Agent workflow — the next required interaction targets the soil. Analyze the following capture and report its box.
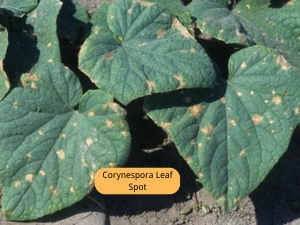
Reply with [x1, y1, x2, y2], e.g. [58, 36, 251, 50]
[1, 1, 300, 225]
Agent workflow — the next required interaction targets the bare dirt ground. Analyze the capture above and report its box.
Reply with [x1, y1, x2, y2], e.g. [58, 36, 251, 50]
[1, 1, 300, 225]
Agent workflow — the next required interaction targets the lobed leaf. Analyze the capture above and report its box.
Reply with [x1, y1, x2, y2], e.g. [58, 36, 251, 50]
[0, 62, 130, 220]
[188, 0, 300, 50]
[4, 0, 62, 77]
[79, 0, 216, 105]
[144, 45, 300, 211]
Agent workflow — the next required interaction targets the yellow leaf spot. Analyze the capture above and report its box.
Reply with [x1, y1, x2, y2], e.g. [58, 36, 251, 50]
[106, 120, 114, 127]
[39, 170, 46, 176]
[31, 82, 37, 89]
[298, 36, 300, 41]
[190, 48, 196, 53]
[252, 115, 263, 125]
[88, 173, 95, 187]
[217, 195, 226, 203]
[219, 29, 224, 34]
[121, 131, 129, 136]
[26, 153, 32, 159]
[185, 156, 191, 163]
[200, 124, 214, 135]
[280, 39, 284, 43]
[221, 97, 226, 104]
[110, 15, 114, 20]
[272, 96, 282, 105]
[269, 120, 274, 124]
[241, 62, 247, 69]
[13, 101, 18, 109]
[161, 122, 172, 128]
[172, 17, 193, 39]
[189, 105, 203, 117]
[70, 186, 75, 193]
[174, 75, 183, 89]
[31, 11, 37, 18]
[50, 186, 59, 196]
[110, 162, 117, 168]
[94, 26, 99, 35]
[237, 92, 243, 97]
[73, 123, 78, 126]
[14, 180, 21, 187]
[156, 29, 165, 39]
[69, 177, 73, 180]
[146, 80, 155, 89]
[86, 138, 93, 146]
[134, 0, 154, 7]
[265, 100, 269, 103]
[229, 119, 237, 126]
[198, 143, 202, 148]
[198, 172, 203, 178]
[276, 55, 290, 70]
[239, 150, 245, 157]
[25, 174, 34, 182]
[61, 133, 66, 138]
[56, 150, 65, 160]
[104, 52, 114, 60]
[88, 111, 95, 117]
[235, 29, 241, 36]
[245, 4, 251, 9]
[38, 130, 44, 136]
[47, 42, 51, 48]
[5, 80, 10, 88]
[127, 8, 132, 14]
[250, 91, 254, 95]
[138, 42, 148, 47]
[48, 59, 53, 63]
[294, 108, 299, 115]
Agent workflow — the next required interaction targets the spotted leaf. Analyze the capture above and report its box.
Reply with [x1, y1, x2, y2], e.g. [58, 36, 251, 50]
[144, 45, 300, 212]
[79, 0, 216, 105]
[0, 62, 130, 220]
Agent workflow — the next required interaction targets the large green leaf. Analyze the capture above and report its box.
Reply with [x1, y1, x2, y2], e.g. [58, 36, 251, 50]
[144, 45, 300, 211]
[0, 62, 130, 220]
[0, 26, 10, 100]
[79, 0, 216, 105]
[0, 0, 38, 17]
[4, 0, 61, 77]
[57, 0, 89, 43]
[188, 0, 300, 50]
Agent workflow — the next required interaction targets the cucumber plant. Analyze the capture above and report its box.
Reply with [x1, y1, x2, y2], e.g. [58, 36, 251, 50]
[0, 0, 299, 221]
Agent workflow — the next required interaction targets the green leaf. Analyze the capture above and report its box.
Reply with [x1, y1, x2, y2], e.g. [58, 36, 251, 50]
[144, 45, 300, 211]
[234, 0, 300, 55]
[57, 0, 89, 43]
[0, 26, 10, 100]
[188, 0, 300, 50]
[0, 0, 38, 17]
[4, 0, 61, 77]
[0, 62, 130, 220]
[79, 0, 216, 105]
[188, 0, 253, 45]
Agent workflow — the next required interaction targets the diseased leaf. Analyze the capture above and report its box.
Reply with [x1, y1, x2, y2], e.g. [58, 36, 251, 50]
[0, 0, 38, 17]
[0, 26, 10, 100]
[0, 62, 130, 220]
[188, 0, 300, 50]
[4, 0, 61, 77]
[188, 0, 253, 45]
[144, 45, 300, 211]
[79, 0, 216, 105]
[57, 0, 89, 43]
